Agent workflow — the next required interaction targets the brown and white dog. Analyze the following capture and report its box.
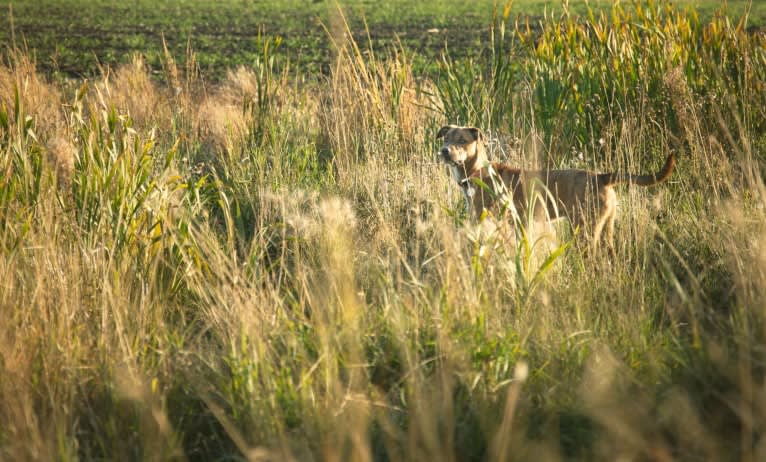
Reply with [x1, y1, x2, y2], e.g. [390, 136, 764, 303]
[436, 125, 675, 249]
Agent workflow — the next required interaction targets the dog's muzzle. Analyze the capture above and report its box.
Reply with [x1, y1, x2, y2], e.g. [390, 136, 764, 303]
[440, 147, 462, 166]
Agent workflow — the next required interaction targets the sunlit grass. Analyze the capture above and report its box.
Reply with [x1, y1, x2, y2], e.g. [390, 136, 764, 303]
[1, 1, 765, 460]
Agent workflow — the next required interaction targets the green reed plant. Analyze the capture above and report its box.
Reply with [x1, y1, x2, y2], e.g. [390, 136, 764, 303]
[245, 29, 283, 146]
[69, 83, 181, 255]
[435, 0, 766, 161]
[0, 87, 43, 220]
[529, 0, 766, 152]
[434, 1, 520, 132]
[0, 80, 61, 257]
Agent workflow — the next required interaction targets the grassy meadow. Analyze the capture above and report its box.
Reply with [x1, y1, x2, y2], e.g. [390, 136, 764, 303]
[2, 0, 766, 78]
[2, 0, 766, 460]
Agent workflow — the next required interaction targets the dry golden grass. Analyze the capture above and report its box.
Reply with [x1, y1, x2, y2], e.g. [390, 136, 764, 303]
[0, 52, 62, 138]
[1, 10, 766, 460]
[98, 55, 169, 131]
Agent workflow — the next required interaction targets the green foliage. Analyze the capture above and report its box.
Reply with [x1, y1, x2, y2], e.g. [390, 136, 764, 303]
[245, 30, 282, 146]
[434, 2, 521, 132]
[71, 107, 162, 250]
[435, 0, 766, 160]
[0, 87, 44, 252]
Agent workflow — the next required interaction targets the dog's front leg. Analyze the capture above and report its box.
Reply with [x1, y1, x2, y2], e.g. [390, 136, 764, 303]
[462, 180, 475, 216]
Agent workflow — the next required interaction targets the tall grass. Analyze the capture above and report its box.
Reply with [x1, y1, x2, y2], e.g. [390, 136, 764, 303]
[1, 1, 766, 460]
[437, 0, 766, 165]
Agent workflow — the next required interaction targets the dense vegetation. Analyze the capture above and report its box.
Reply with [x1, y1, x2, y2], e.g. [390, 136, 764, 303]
[1, 1, 766, 460]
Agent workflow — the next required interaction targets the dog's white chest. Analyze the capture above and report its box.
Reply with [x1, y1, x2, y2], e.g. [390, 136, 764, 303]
[463, 182, 475, 212]
[449, 165, 474, 213]
[459, 179, 476, 214]
[448, 165, 462, 184]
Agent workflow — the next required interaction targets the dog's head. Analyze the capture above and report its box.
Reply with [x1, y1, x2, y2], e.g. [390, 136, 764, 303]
[436, 125, 485, 167]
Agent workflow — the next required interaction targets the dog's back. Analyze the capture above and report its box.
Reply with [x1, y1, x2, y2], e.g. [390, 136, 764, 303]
[466, 163, 578, 221]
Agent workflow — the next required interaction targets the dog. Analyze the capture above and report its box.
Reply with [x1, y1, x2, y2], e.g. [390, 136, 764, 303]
[436, 124, 675, 249]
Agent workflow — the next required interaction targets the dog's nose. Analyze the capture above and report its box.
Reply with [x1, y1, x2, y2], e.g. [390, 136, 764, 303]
[440, 147, 450, 159]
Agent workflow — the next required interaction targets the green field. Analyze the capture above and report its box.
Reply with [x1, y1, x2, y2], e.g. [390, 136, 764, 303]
[2, 1, 766, 461]
[2, 0, 765, 79]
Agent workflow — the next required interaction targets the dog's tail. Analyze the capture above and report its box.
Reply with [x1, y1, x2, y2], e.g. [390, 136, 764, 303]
[598, 153, 676, 187]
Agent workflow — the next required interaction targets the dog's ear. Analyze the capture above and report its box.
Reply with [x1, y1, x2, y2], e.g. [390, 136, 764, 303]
[436, 125, 453, 139]
[468, 127, 484, 142]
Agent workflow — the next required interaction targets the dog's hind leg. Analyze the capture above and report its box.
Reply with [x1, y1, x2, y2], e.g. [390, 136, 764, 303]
[591, 212, 611, 253]
[591, 209, 617, 258]
[605, 210, 616, 253]
[590, 188, 617, 253]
